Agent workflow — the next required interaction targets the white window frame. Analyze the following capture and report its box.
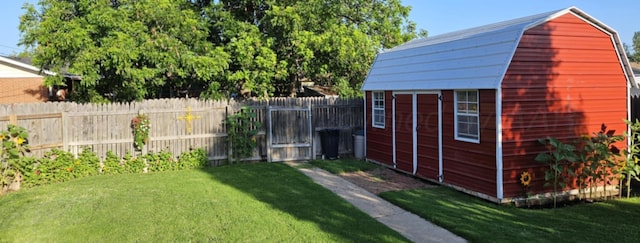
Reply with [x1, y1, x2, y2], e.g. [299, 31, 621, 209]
[454, 90, 480, 143]
[372, 91, 385, 128]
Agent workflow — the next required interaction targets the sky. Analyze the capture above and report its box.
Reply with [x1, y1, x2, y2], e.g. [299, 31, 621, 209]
[0, 0, 638, 56]
[402, 0, 638, 48]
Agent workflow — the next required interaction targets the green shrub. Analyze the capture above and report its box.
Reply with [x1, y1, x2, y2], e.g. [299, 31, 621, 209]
[178, 148, 208, 169]
[72, 148, 101, 178]
[1, 130, 212, 192]
[102, 151, 126, 175]
[34, 148, 100, 184]
[25, 148, 100, 186]
[9, 156, 37, 187]
[122, 152, 145, 173]
[145, 150, 175, 172]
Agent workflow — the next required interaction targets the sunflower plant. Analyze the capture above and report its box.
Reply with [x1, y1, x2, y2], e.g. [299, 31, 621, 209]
[520, 171, 532, 187]
[0, 124, 31, 192]
[519, 171, 533, 203]
[535, 136, 578, 208]
[621, 119, 640, 198]
[578, 123, 624, 200]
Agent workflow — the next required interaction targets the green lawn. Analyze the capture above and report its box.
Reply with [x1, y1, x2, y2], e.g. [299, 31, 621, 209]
[308, 159, 640, 242]
[0, 163, 407, 242]
[380, 187, 640, 243]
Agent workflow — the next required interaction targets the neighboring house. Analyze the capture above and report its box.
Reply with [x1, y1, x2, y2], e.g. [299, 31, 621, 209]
[361, 7, 635, 203]
[301, 85, 339, 98]
[630, 63, 640, 121]
[631, 62, 640, 84]
[0, 56, 54, 104]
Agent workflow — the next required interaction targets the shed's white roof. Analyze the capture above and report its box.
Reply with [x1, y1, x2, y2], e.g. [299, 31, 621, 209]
[362, 6, 635, 91]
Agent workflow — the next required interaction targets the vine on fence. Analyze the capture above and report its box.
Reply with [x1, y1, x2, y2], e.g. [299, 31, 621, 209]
[226, 107, 261, 163]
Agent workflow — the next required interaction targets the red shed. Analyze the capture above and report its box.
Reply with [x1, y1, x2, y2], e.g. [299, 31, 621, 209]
[361, 7, 636, 203]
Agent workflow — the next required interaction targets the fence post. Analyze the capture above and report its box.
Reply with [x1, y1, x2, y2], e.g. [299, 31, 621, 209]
[8, 115, 17, 125]
[226, 104, 232, 162]
[138, 109, 147, 156]
[309, 105, 315, 160]
[266, 106, 272, 162]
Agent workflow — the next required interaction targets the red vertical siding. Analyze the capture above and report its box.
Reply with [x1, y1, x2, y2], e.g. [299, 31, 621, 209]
[416, 94, 440, 180]
[501, 14, 628, 198]
[442, 90, 497, 197]
[366, 91, 394, 166]
[395, 94, 414, 173]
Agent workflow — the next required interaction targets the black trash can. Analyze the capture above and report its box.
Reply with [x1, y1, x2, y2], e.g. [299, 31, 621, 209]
[320, 129, 340, 159]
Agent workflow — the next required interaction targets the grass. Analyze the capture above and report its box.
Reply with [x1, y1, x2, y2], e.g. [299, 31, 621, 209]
[309, 159, 379, 174]
[308, 159, 640, 242]
[379, 187, 640, 242]
[0, 163, 408, 242]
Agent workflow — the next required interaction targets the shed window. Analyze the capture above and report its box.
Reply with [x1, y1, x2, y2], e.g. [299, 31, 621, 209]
[455, 90, 479, 142]
[372, 91, 385, 128]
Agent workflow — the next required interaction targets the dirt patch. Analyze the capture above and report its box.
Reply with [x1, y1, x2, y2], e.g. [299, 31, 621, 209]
[338, 167, 436, 194]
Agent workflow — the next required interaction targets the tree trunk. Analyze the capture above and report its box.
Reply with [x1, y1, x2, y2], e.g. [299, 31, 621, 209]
[288, 73, 298, 97]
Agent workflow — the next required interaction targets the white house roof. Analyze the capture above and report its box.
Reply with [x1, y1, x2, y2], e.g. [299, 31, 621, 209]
[362, 6, 635, 91]
[0, 55, 55, 77]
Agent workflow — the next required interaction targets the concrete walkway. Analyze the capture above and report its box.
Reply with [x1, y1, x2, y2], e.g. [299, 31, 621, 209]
[294, 165, 466, 243]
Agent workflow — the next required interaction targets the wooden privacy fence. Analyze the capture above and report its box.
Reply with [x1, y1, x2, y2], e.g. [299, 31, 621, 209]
[0, 97, 363, 162]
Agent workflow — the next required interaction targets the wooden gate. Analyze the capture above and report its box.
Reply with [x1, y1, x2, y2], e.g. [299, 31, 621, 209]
[266, 106, 313, 162]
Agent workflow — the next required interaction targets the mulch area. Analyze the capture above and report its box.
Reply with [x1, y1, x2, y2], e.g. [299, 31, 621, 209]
[338, 167, 436, 194]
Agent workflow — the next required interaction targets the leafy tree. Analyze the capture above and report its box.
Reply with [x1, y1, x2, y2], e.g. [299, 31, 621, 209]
[20, 0, 421, 100]
[201, 0, 420, 97]
[20, 0, 229, 102]
[201, 3, 283, 99]
[624, 43, 635, 62]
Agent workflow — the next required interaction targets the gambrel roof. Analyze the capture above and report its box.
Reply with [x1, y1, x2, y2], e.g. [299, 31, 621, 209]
[361, 6, 635, 91]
